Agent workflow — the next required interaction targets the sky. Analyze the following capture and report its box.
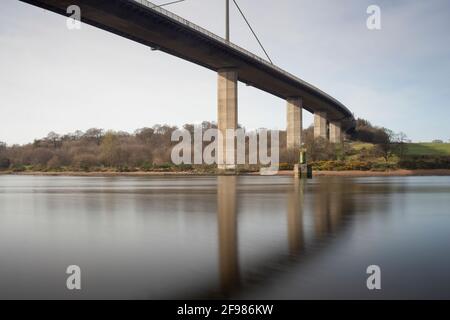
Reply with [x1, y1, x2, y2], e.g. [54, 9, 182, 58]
[1, 0, 450, 144]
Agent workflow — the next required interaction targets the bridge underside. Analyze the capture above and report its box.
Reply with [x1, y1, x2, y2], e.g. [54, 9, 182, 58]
[19, 0, 354, 129]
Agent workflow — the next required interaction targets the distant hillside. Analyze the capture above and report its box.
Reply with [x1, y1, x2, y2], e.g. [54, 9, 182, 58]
[404, 143, 450, 156]
[307, 141, 450, 172]
[349, 142, 450, 156]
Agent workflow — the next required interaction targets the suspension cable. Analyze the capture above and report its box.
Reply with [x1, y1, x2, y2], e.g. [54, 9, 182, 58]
[232, 0, 273, 64]
[150, 0, 274, 64]
[151, 0, 187, 9]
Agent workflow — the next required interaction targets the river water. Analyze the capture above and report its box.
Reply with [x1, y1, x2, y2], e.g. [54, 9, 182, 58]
[0, 175, 449, 299]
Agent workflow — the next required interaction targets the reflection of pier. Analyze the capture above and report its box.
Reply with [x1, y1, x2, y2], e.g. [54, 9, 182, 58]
[214, 176, 357, 298]
[217, 176, 240, 295]
[287, 180, 305, 255]
[313, 178, 346, 237]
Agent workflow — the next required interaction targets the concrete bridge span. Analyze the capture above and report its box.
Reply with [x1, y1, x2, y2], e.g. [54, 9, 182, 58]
[19, 0, 356, 168]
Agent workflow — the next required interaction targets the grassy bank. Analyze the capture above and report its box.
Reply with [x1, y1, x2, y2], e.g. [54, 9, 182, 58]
[309, 142, 450, 172]
[404, 143, 450, 156]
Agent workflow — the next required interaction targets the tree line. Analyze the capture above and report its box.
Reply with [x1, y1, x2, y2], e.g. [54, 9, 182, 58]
[0, 118, 419, 172]
[0, 125, 179, 171]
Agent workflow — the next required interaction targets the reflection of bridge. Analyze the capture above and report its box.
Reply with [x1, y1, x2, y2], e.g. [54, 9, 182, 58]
[215, 176, 354, 298]
[20, 0, 355, 168]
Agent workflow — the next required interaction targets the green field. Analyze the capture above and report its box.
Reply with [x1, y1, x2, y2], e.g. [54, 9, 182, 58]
[405, 143, 450, 156]
[349, 142, 450, 156]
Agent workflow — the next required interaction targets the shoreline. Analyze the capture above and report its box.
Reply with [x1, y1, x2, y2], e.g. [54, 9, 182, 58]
[1, 169, 450, 177]
[310, 169, 450, 177]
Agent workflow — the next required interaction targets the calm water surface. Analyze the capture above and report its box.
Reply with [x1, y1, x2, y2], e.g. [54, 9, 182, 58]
[0, 175, 449, 299]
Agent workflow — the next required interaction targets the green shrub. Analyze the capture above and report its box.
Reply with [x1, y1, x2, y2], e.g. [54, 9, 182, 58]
[11, 164, 26, 172]
[0, 158, 10, 170]
[399, 156, 450, 169]
[140, 162, 154, 172]
[346, 161, 372, 171]
[116, 165, 133, 172]
[236, 165, 259, 174]
[311, 160, 374, 171]
[176, 164, 193, 171]
[278, 163, 294, 171]
[152, 163, 173, 172]
[370, 162, 398, 171]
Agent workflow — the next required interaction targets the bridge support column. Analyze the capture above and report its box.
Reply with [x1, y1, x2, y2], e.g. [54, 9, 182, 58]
[286, 98, 303, 150]
[314, 112, 328, 139]
[329, 121, 342, 143]
[218, 69, 238, 170]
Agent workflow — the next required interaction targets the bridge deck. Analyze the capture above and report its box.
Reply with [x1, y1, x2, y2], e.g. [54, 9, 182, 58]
[19, 0, 355, 129]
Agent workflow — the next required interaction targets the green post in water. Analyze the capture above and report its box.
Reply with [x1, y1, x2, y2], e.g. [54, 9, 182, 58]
[295, 148, 312, 179]
[299, 148, 307, 165]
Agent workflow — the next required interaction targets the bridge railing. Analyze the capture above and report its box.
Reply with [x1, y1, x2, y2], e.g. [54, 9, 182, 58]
[131, 0, 349, 112]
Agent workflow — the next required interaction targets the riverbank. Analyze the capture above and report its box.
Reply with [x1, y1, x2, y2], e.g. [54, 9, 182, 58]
[0, 171, 201, 177]
[2, 169, 450, 177]
[312, 169, 450, 177]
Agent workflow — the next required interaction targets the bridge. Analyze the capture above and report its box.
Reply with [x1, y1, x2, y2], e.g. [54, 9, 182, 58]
[19, 0, 355, 169]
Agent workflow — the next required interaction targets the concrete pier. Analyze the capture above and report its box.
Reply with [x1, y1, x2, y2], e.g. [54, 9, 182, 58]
[329, 121, 342, 143]
[314, 112, 328, 139]
[218, 69, 238, 170]
[286, 98, 303, 150]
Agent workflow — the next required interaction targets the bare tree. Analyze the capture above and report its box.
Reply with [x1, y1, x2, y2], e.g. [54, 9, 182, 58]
[135, 128, 155, 145]
[396, 132, 409, 158]
[84, 128, 104, 146]
[0, 141, 9, 169]
[375, 128, 396, 163]
[46, 132, 61, 148]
